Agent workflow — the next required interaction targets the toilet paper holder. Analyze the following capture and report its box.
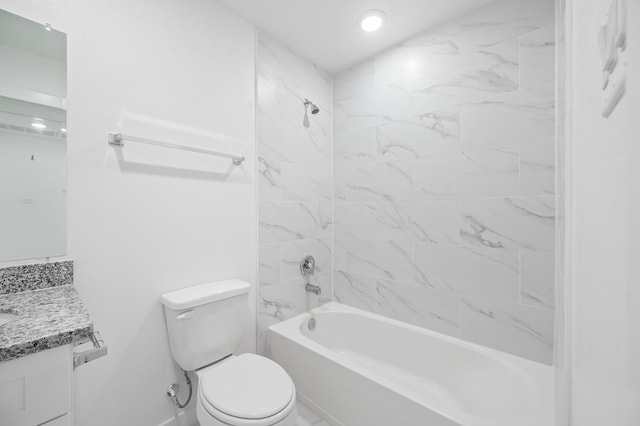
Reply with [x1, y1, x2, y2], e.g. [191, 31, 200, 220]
[73, 331, 108, 369]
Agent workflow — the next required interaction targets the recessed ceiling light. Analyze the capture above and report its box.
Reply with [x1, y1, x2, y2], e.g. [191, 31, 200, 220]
[31, 122, 47, 129]
[360, 10, 386, 32]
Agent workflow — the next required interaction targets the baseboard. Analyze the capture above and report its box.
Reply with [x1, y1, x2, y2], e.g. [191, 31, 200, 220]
[157, 410, 194, 426]
[297, 390, 344, 426]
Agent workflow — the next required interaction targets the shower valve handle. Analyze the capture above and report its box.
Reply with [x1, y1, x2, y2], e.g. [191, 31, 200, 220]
[300, 255, 315, 276]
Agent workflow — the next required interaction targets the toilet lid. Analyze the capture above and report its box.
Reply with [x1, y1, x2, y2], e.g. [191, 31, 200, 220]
[200, 353, 294, 420]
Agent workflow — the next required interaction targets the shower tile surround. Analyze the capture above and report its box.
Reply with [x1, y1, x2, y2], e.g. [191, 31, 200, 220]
[332, 0, 556, 364]
[256, 35, 333, 350]
[257, 0, 555, 364]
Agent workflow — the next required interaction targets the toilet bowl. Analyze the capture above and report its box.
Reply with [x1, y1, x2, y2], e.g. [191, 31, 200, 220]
[160, 280, 298, 426]
[195, 353, 297, 426]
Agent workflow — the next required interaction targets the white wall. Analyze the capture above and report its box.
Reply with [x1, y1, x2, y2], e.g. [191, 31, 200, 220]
[0, 1, 256, 426]
[568, 0, 640, 424]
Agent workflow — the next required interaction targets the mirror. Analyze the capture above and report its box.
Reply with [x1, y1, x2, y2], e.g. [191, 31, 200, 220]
[0, 9, 67, 262]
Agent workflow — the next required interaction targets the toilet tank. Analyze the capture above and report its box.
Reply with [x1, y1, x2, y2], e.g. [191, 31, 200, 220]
[161, 279, 250, 371]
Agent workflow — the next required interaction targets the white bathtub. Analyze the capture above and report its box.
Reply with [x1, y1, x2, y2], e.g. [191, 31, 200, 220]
[266, 302, 554, 426]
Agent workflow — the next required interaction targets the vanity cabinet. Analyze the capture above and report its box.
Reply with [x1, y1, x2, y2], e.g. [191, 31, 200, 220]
[0, 345, 72, 426]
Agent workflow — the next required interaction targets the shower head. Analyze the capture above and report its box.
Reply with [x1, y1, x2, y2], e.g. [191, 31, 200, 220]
[304, 98, 320, 115]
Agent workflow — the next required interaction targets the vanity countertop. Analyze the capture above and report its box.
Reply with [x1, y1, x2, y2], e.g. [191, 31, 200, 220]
[0, 285, 93, 362]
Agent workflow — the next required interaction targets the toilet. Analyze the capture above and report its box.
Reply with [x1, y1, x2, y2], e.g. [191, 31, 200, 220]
[161, 279, 297, 426]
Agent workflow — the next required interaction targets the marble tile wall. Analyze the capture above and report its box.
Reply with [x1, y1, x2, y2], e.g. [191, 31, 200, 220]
[256, 34, 333, 352]
[555, 0, 569, 420]
[333, 0, 556, 364]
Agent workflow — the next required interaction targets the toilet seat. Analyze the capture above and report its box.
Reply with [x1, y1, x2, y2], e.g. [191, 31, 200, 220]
[198, 354, 296, 426]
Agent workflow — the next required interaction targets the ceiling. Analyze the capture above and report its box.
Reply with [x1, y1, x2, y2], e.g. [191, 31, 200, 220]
[215, 0, 495, 73]
[0, 9, 66, 62]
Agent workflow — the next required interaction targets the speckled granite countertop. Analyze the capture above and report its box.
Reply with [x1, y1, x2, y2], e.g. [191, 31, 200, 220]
[0, 285, 93, 362]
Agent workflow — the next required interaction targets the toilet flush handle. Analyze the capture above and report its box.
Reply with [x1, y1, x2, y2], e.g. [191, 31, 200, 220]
[176, 310, 194, 320]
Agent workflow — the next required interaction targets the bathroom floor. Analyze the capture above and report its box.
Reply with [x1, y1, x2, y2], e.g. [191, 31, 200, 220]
[296, 401, 331, 426]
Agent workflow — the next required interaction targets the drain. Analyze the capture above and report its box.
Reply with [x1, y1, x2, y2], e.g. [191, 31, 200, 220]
[308, 317, 316, 331]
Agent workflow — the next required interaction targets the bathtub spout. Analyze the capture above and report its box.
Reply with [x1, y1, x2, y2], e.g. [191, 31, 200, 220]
[305, 282, 321, 295]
